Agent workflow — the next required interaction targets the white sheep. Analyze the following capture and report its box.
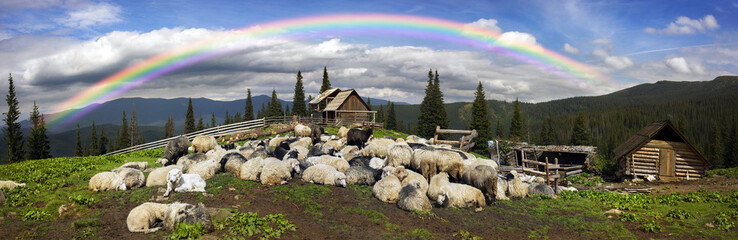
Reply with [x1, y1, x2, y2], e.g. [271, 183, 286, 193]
[463, 158, 499, 172]
[323, 138, 345, 152]
[338, 126, 349, 138]
[372, 174, 403, 203]
[111, 167, 145, 189]
[127, 202, 169, 233]
[306, 155, 350, 172]
[360, 138, 396, 158]
[496, 177, 510, 201]
[164, 169, 206, 196]
[427, 172, 450, 201]
[294, 124, 312, 137]
[400, 168, 429, 195]
[345, 166, 381, 186]
[437, 183, 486, 212]
[260, 158, 301, 185]
[508, 170, 528, 198]
[386, 142, 413, 167]
[0, 180, 26, 190]
[221, 152, 248, 177]
[339, 145, 360, 161]
[301, 164, 347, 187]
[289, 137, 313, 150]
[268, 135, 289, 148]
[397, 180, 432, 212]
[191, 135, 218, 153]
[288, 145, 309, 161]
[205, 148, 228, 165]
[405, 135, 427, 144]
[176, 153, 207, 172]
[187, 158, 219, 180]
[121, 161, 149, 170]
[238, 157, 266, 181]
[420, 148, 464, 182]
[369, 157, 386, 170]
[146, 165, 181, 187]
[89, 172, 127, 191]
[163, 202, 213, 232]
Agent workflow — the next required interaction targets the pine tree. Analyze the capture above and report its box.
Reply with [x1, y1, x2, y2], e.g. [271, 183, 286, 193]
[545, 116, 556, 145]
[26, 101, 50, 160]
[210, 113, 216, 127]
[267, 89, 283, 117]
[386, 101, 397, 130]
[366, 98, 372, 110]
[293, 71, 307, 116]
[234, 112, 242, 123]
[495, 118, 504, 138]
[197, 115, 204, 131]
[417, 69, 437, 138]
[165, 114, 175, 138]
[98, 126, 108, 155]
[129, 104, 140, 146]
[184, 98, 196, 134]
[117, 111, 130, 150]
[724, 119, 738, 168]
[75, 124, 83, 157]
[470, 82, 492, 151]
[244, 89, 254, 121]
[257, 103, 266, 119]
[432, 70, 449, 131]
[509, 98, 524, 140]
[377, 105, 385, 125]
[89, 121, 98, 156]
[284, 104, 291, 116]
[320, 66, 331, 93]
[709, 121, 724, 168]
[570, 113, 591, 145]
[224, 111, 232, 125]
[3, 74, 24, 163]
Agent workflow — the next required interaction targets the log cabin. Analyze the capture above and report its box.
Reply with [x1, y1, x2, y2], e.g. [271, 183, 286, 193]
[614, 120, 708, 180]
[308, 88, 376, 125]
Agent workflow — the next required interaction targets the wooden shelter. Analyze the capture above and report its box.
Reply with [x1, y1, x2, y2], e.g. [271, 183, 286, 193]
[613, 120, 708, 180]
[309, 88, 376, 124]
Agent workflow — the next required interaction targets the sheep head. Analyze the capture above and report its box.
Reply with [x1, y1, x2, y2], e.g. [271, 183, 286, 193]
[381, 166, 396, 178]
[437, 190, 449, 206]
[335, 172, 347, 188]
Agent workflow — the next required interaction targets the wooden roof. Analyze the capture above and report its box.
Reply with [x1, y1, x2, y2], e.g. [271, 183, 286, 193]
[324, 89, 369, 111]
[309, 88, 341, 105]
[613, 120, 707, 165]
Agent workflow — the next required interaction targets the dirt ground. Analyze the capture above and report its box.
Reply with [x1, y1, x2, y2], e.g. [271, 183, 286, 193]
[606, 175, 738, 195]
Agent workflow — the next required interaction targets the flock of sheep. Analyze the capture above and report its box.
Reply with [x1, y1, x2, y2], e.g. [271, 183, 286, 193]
[84, 124, 561, 234]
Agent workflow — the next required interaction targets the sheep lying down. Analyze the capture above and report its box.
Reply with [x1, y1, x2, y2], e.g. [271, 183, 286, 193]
[127, 202, 168, 233]
[164, 169, 206, 196]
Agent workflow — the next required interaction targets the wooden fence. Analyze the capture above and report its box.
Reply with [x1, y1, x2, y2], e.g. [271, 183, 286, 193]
[433, 126, 477, 152]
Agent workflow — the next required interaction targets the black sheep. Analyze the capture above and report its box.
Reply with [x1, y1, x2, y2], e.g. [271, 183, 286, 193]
[220, 143, 236, 151]
[348, 156, 373, 167]
[347, 128, 373, 149]
[309, 125, 324, 143]
[273, 146, 290, 160]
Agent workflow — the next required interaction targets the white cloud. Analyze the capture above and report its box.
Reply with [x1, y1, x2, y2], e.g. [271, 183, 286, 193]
[590, 38, 612, 45]
[605, 56, 634, 70]
[563, 43, 580, 54]
[56, 2, 122, 28]
[665, 57, 706, 74]
[645, 15, 720, 35]
[464, 18, 502, 33]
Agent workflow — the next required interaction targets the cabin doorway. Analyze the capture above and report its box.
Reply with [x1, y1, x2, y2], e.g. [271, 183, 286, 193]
[659, 149, 675, 177]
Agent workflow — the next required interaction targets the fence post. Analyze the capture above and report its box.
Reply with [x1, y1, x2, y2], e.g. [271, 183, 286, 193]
[545, 157, 550, 185]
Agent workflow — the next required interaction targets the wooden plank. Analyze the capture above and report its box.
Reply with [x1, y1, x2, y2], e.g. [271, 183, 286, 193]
[633, 154, 659, 159]
[436, 129, 474, 135]
[632, 158, 658, 163]
[675, 172, 702, 177]
[675, 157, 704, 163]
[634, 151, 659, 156]
[434, 139, 461, 145]
[633, 162, 657, 168]
[522, 168, 547, 176]
[521, 159, 560, 168]
[639, 147, 660, 152]
[633, 168, 658, 174]
[675, 163, 706, 170]
[566, 169, 583, 176]
[558, 165, 584, 171]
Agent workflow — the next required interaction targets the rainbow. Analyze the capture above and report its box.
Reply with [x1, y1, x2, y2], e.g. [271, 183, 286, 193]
[47, 13, 610, 129]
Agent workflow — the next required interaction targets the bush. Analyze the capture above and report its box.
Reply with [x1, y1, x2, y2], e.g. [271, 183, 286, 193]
[23, 210, 50, 221]
[640, 220, 662, 233]
[165, 222, 205, 240]
[666, 209, 693, 219]
[591, 154, 617, 176]
[706, 167, 738, 179]
[715, 212, 735, 231]
[214, 212, 296, 240]
[69, 194, 99, 206]
[564, 173, 605, 187]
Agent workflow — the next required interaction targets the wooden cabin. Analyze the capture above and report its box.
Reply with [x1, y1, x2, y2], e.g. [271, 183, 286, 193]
[613, 120, 708, 180]
[308, 88, 376, 124]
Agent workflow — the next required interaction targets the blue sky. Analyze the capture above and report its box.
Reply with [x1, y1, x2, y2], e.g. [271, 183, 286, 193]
[1, 0, 737, 116]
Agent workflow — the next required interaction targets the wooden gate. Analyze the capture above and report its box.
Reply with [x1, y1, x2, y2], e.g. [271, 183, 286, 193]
[659, 149, 675, 177]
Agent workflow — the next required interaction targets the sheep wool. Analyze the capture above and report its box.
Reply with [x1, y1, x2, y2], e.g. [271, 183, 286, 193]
[461, 165, 498, 203]
[221, 152, 248, 177]
[437, 183, 486, 212]
[289, 137, 313, 150]
[146, 165, 181, 187]
[496, 177, 510, 201]
[369, 157, 386, 170]
[191, 135, 218, 153]
[0, 180, 26, 190]
[187, 159, 219, 180]
[268, 136, 289, 148]
[386, 142, 413, 167]
[360, 138, 396, 158]
[163, 202, 213, 232]
[301, 164, 347, 187]
[112, 167, 145, 189]
[89, 172, 127, 191]
[238, 157, 266, 181]
[345, 166, 381, 186]
[306, 155, 350, 172]
[372, 174, 402, 203]
[127, 202, 169, 233]
[176, 153, 207, 172]
[427, 172, 450, 201]
[338, 126, 349, 138]
[164, 169, 206, 196]
[294, 124, 312, 137]
[121, 161, 149, 171]
[323, 139, 345, 151]
[508, 171, 528, 198]
[401, 169, 429, 195]
[260, 158, 300, 185]
[397, 180, 432, 212]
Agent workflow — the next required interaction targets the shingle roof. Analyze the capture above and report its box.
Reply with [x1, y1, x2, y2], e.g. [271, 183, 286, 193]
[309, 88, 340, 105]
[613, 120, 707, 166]
[324, 89, 355, 111]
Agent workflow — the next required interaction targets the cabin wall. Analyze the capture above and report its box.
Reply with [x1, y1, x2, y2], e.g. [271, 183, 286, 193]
[624, 139, 706, 178]
[339, 95, 369, 111]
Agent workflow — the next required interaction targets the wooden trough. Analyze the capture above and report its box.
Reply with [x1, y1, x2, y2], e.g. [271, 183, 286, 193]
[433, 126, 478, 152]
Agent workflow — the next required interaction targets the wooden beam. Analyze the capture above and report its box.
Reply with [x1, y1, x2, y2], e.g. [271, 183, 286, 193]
[436, 129, 475, 135]
[633, 154, 659, 159]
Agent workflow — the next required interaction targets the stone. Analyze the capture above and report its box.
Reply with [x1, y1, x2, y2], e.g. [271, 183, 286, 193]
[604, 209, 623, 215]
[528, 183, 555, 197]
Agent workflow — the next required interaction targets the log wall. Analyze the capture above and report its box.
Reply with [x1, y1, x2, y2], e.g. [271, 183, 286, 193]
[623, 139, 706, 179]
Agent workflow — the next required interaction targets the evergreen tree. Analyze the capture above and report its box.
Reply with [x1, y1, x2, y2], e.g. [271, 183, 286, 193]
[257, 103, 266, 119]
[724, 119, 738, 168]
[210, 113, 216, 127]
[366, 98, 372, 110]
[197, 115, 204, 131]
[267, 89, 283, 117]
[495, 118, 504, 138]
[184, 98, 196, 134]
[432, 70, 449, 131]
[570, 113, 591, 145]
[165, 114, 175, 138]
[545, 116, 556, 145]
[293, 71, 307, 116]
[117, 111, 130, 150]
[224, 111, 232, 125]
[417, 70, 437, 138]
[320, 66, 331, 93]
[307, 95, 313, 116]
[377, 105, 385, 126]
[26, 101, 50, 160]
[234, 112, 242, 123]
[509, 98, 524, 140]
[470, 82, 492, 151]
[709, 121, 724, 168]
[284, 104, 291, 116]
[244, 89, 254, 121]
[98, 126, 108, 155]
[89, 121, 98, 156]
[129, 104, 140, 146]
[3, 74, 24, 163]
[386, 101, 397, 130]
[75, 124, 83, 156]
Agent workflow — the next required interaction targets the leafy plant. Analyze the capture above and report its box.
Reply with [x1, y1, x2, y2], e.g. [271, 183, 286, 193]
[564, 173, 604, 187]
[640, 220, 662, 233]
[69, 194, 99, 206]
[22, 210, 50, 221]
[271, 184, 330, 219]
[165, 222, 205, 240]
[618, 212, 641, 222]
[215, 212, 296, 240]
[453, 230, 483, 240]
[714, 212, 735, 231]
[666, 209, 693, 220]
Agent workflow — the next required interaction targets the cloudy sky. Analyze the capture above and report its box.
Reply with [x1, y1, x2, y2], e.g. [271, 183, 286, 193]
[1, 0, 737, 119]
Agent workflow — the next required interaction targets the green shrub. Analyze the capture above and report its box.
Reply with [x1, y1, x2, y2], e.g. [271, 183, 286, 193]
[72, 218, 102, 229]
[69, 194, 99, 206]
[666, 209, 693, 219]
[453, 230, 483, 240]
[165, 222, 205, 240]
[214, 212, 296, 240]
[714, 212, 735, 231]
[564, 173, 605, 187]
[707, 167, 738, 179]
[618, 212, 640, 222]
[640, 220, 662, 233]
[23, 210, 50, 221]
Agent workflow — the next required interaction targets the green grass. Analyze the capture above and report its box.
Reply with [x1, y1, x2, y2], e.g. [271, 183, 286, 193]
[707, 167, 738, 178]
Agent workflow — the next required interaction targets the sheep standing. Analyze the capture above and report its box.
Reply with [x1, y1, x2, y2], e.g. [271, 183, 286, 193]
[309, 125, 324, 144]
[301, 164, 347, 187]
[419, 148, 464, 182]
[294, 124, 312, 137]
[89, 172, 127, 191]
[187, 159, 219, 180]
[437, 184, 486, 212]
[192, 135, 218, 153]
[164, 169, 206, 196]
[386, 142, 413, 167]
[360, 138, 395, 158]
[508, 170, 528, 198]
[146, 165, 181, 187]
[112, 167, 145, 189]
[260, 158, 300, 185]
[338, 126, 349, 138]
[162, 135, 190, 165]
[127, 202, 169, 233]
[163, 202, 213, 232]
[347, 128, 373, 149]
[345, 166, 382, 186]
[397, 180, 432, 212]
[220, 152, 247, 177]
[461, 165, 498, 203]
[464, 158, 499, 172]
[372, 174, 403, 203]
[0, 180, 26, 190]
